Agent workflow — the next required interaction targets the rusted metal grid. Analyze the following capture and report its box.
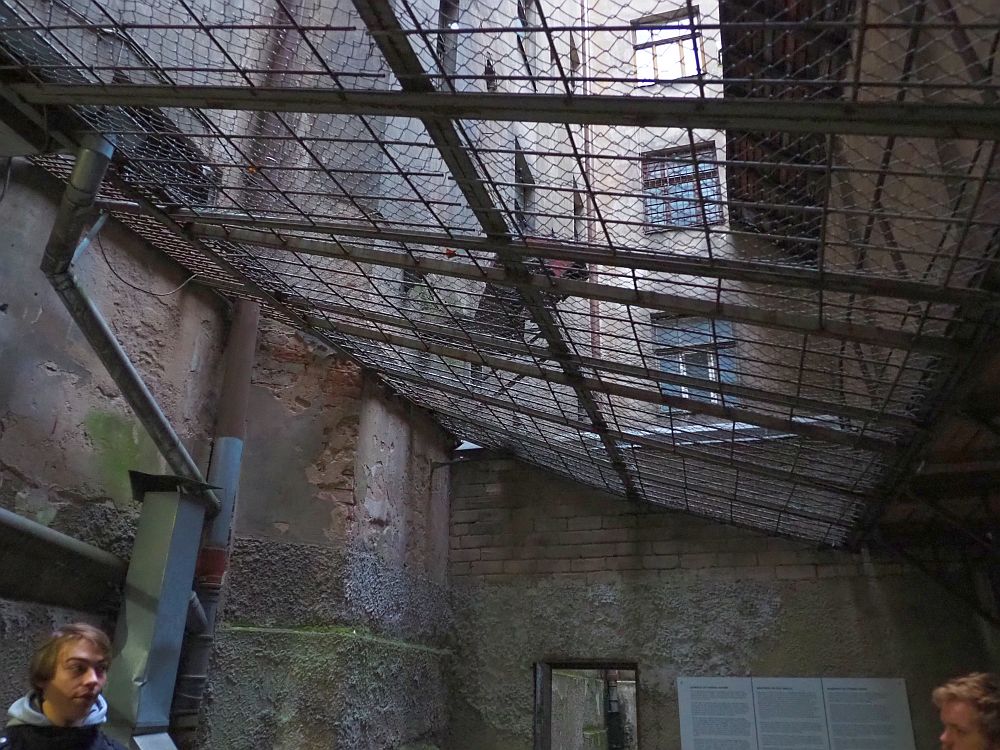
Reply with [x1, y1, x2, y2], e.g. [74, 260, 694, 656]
[2, 0, 998, 544]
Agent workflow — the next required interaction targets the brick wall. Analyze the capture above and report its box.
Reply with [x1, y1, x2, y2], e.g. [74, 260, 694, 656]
[449, 456, 903, 583]
[445, 453, 995, 750]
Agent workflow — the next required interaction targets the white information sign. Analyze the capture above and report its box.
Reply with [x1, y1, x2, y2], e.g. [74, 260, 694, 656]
[753, 678, 829, 750]
[824, 678, 916, 750]
[678, 677, 915, 750]
[677, 677, 759, 750]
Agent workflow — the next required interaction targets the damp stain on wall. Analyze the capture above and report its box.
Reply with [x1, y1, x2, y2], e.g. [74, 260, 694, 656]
[83, 409, 163, 506]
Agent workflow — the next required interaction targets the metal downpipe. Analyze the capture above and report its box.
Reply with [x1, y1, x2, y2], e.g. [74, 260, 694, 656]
[171, 299, 260, 740]
[40, 133, 219, 514]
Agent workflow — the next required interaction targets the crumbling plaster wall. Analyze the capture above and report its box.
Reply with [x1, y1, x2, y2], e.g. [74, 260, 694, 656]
[0, 160, 226, 705]
[203, 326, 454, 750]
[446, 454, 999, 750]
[0, 162, 455, 750]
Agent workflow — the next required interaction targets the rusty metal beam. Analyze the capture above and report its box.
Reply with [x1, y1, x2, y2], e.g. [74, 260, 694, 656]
[148, 209, 999, 307]
[187, 220, 963, 355]
[350, 0, 642, 500]
[383, 365, 872, 500]
[304, 313, 897, 453]
[12, 82, 1000, 139]
[288, 297, 919, 430]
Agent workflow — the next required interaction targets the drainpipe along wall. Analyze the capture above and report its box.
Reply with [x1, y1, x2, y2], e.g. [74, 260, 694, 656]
[172, 298, 260, 742]
[40, 133, 219, 508]
[39, 132, 220, 746]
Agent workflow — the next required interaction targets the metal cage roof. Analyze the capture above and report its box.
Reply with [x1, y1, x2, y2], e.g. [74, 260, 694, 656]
[2, 0, 998, 545]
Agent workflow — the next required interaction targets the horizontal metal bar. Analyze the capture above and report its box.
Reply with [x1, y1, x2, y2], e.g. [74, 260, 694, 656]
[421, 399, 863, 528]
[0, 506, 126, 610]
[305, 313, 898, 452]
[384, 366, 871, 499]
[159, 210, 1000, 307]
[12, 84, 1000, 138]
[294, 297, 919, 430]
[190, 222, 962, 355]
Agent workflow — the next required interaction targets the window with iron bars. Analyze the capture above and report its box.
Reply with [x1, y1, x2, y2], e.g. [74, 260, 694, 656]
[641, 144, 724, 230]
[652, 315, 737, 407]
[632, 7, 704, 85]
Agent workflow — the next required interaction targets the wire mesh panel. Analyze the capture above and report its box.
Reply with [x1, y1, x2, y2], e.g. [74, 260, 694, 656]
[5, 0, 999, 544]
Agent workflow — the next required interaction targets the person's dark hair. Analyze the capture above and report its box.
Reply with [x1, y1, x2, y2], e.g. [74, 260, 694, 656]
[933, 673, 1000, 746]
[29, 622, 112, 692]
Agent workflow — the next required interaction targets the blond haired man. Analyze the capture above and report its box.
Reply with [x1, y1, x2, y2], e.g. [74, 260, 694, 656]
[933, 673, 1000, 750]
[2, 623, 126, 750]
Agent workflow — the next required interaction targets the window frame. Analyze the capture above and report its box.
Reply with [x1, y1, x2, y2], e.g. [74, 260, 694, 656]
[631, 6, 704, 86]
[436, 0, 460, 79]
[534, 661, 640, 750]
[651, 314, 737, 409]
[641, 142, 725, 231]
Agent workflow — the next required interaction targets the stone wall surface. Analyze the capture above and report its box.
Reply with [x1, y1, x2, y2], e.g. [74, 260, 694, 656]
[551, 670, 606, 750]
[201, 626, 448, 750]
[446, 454, 999, 750]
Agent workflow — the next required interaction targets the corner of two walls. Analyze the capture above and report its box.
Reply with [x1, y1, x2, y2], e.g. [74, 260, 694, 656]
[205, 323, 453, 750]
[445, 456, 999, 750]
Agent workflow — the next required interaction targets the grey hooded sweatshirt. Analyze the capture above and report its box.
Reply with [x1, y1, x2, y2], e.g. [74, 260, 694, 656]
[2, 693, 125, 750]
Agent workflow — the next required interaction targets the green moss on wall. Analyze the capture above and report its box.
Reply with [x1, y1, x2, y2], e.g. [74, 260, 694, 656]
[84, 410, 162, 507]
[222, 623, 451, 656]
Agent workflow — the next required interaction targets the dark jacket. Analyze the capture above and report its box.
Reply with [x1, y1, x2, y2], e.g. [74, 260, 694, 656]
[1, 723, 126, 750]
[3, 694, 125, 750]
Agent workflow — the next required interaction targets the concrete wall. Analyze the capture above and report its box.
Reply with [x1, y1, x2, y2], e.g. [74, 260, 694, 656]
[0, 162, 455, 749]
[200, 328, 454, 750]
[551, 670, 606, 750]
[446, 453, 999, 750]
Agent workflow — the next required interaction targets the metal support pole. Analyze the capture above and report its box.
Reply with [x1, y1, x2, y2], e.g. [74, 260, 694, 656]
[41, 133, 114, 276]
[104, 473, 215, 747]
[171, 299, 260, 736]
[0, 507, 126, 611]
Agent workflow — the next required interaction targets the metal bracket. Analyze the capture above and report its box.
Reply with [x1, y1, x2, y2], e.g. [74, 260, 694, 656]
[70, 209, 108, 265]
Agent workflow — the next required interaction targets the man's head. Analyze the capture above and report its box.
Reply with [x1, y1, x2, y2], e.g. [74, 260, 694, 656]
[29, 623, 112, 727]
[933, 673, 1000, 750]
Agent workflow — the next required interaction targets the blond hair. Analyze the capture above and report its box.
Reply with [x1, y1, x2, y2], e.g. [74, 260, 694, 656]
[933, 673, 1000, 746]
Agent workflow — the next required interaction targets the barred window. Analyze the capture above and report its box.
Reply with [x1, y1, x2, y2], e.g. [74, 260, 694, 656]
[642, 144, 724, 229]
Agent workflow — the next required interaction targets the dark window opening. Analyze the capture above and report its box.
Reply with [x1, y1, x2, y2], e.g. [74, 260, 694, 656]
[437, 0, 460, 79]
[400, 267, 423, 298]
[573, 184, 585, 242]
[516, 0, 538, 90]
[485, 55, 498, 91]
[514, 142, 535, 233]
[569, 31, 580, 89]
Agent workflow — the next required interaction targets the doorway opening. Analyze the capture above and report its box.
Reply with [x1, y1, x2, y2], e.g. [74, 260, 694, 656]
[534, 661, 638, 750]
